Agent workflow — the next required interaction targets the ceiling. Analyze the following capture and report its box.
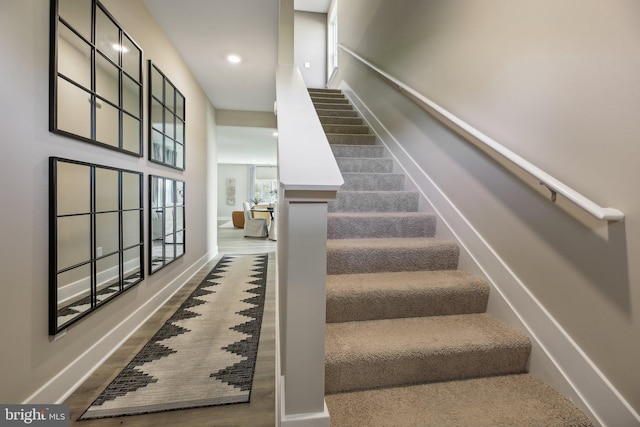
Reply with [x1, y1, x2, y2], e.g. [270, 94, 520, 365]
[143, 0, 331, 164]
[143, 0, 330, 112]
[216, 126, 279, 165]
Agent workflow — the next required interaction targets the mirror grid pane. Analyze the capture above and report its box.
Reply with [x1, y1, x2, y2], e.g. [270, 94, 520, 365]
[148, 61, 185, 169]
[53, 0, 143, 156]
[51, 158, 144, 335]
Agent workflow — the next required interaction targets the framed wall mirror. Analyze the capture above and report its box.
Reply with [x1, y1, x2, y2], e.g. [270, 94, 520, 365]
[50, 0, 143, 156]
[49, 157, 144, 335]
[148, 61, 186, 170]
[150, 175, 186, 273]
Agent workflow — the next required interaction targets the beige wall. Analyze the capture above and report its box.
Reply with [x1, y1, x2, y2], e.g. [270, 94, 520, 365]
[294, 11, 327, 88]
[218, 164, 251, 219]
[215, 109, 277, 128]
[335, 0, 640, 415]
[0, 0, 217, 402]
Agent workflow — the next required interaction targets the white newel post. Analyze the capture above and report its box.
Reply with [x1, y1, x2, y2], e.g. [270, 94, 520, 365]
[275, 64, 343, 426]
[279, 193, 334, 426]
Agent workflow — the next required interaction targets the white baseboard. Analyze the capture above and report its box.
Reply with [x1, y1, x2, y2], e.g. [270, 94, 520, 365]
[342, 81, 640, 427]
[24, 251, 216, 405]
[279, 377, 330, 427]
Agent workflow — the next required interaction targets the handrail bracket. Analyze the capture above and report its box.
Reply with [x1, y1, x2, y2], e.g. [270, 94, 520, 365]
[540, 181, 557, 203]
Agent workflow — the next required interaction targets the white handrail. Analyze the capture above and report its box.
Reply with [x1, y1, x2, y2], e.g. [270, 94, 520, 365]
[339, 44, 624, 222]
[276, 65, 344, 192]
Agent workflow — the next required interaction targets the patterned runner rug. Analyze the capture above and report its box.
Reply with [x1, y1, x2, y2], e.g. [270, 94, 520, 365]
[80, 254, 268, 419]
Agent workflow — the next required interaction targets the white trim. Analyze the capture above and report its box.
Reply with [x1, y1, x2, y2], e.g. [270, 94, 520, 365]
[279, 377, 330, 427]
[24, 251, 217, 405]
[339, 45, 624, 222]
[326, 66, 338, 89]
[275, 261, 282, 426]
[342, 82, 640, 427]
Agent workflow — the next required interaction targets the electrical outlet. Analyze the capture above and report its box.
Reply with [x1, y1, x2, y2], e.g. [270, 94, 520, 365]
[304, 61, 311, 69]
[97, 247, 102, 257]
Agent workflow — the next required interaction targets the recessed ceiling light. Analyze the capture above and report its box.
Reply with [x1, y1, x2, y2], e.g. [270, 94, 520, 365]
[272, 132, 278, 137]
[227, 54, 242, 64]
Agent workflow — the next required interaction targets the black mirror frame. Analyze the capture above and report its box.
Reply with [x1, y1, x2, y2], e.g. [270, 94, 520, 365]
[149, 175, 186, 274]
[49, 0, 144, 156]
[148, 61, 186, 170]
[49, 157, 144, 335]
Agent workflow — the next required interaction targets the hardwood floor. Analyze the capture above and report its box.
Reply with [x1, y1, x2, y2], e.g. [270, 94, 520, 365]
[64, 224, 277, 426]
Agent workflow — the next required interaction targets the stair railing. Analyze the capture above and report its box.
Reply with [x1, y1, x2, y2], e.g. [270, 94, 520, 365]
[275, 64, 343, 424]
[339, 44, 624, 222]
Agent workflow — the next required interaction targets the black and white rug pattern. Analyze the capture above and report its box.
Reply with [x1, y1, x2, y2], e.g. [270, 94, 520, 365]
[80, 254, 268, 419]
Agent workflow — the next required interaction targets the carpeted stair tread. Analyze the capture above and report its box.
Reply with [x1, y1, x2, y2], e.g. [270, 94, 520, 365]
[313, 102, 354, 110]
[310, 94, 346, 101]
[327, 212, 436, 238]
[323, 124, 371, 134]
[312, 96, 350, 104]
[327, 133, 377, 145]
[335, 157, 394, 173]
[319, 116, 364, 125]
[325, 313, 531, 393]
[326, 237, 459, 274]
[315, 109, 360, 117]
[340, 172, 405, 191]
[326, 270, 490, 322]
[331, 144, 385, 158]
[330, 190, 420, 213]
[308, 88, 342, 94]
[325, 373, 594, 427]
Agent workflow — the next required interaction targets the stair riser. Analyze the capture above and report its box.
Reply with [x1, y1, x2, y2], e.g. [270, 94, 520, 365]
[314, 103, 353, 110]
[320, 116, 364, 125]
[316, 109, 360, 117]
[336, 158, 394, 173]
[328, 134, 377, 145]
[326, 286, 488, 322]
[312, 97, 349, 104]
[326, 244, 459, 275]
[331, 145, 385, 158]
[309, 88, 342, 94]
[341, 173, 405, 191]
[323, 124, 371, 134]
[325, 346, 530, 394]
[310, 94, 345, 100]
[325, 374, 594, 427]
[329, 192, 419, 213]
[327, 214, 436, 239]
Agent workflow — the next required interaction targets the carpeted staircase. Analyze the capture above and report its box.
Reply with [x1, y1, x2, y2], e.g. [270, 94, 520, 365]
[310, 88, 594, 427]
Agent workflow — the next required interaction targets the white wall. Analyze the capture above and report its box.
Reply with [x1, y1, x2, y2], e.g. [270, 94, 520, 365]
[334, 0, 640, 420]
[217, 164, 250, 220]
[0, 0, 217, 403]
[294, 10, 327, 88]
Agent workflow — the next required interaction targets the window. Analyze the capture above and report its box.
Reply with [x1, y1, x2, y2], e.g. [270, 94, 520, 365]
[327, 2, 339, 83]
[249, 166, 278, 204]
[50, 0, 143, 156]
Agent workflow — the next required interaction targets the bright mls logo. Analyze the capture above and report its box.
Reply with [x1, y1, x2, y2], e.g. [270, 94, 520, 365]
[1, 405, 68, 426]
